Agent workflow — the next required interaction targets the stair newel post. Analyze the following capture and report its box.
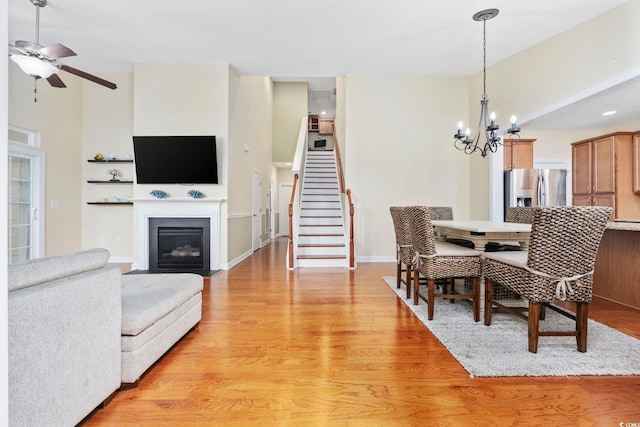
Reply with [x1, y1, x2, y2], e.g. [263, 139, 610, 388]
[288, 173, 299, 269]
[346, 189, 355, 268]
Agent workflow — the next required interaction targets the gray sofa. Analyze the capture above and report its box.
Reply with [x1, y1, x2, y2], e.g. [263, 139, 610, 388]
[8, 248, 204, 426]
[120, 273, 203, 385]
[8, 248, 121, 427]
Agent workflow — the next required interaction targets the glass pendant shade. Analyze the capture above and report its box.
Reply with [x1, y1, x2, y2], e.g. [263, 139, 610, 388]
[11, 55, 59, 78]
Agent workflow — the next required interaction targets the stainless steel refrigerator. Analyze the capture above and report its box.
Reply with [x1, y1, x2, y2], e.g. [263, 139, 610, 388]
[503, 169, 567, 220]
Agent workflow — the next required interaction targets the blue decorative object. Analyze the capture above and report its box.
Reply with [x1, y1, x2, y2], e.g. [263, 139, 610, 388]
[187, 189, 205, 199]
[150, 189, 168, 199]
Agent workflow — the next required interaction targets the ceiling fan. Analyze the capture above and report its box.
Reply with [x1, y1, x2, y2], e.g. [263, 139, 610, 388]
[8, 0, 117, 100]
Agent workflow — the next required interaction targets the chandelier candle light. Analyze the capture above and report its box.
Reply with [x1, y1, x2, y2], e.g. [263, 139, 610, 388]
[454, 8, 521, 157]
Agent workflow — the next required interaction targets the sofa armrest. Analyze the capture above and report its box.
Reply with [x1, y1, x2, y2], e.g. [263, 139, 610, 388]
[8, 266, 122, 426]
[8, 248, 110, 292]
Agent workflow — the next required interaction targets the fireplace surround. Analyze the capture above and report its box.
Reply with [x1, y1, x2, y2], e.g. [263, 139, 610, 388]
[135, 199, 222, 272]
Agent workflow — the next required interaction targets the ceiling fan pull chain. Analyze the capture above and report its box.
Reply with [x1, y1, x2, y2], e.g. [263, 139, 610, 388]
[34, 78, 38, 103]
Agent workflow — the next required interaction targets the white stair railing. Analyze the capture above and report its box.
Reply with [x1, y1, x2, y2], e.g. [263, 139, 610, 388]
[287, 117, 308, 269]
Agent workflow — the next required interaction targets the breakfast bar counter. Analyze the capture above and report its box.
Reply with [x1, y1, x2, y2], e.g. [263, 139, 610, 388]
[593, 222, 640, 310]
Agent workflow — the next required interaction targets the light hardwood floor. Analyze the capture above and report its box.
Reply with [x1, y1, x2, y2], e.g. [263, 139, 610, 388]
[86, 237, 640, 426]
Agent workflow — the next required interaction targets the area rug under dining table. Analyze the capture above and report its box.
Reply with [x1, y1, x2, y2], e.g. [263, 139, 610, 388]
[383, 276, 640, 377]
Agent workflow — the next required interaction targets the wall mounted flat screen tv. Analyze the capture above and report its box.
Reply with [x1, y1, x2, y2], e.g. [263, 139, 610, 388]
[133, 135, 218, 184]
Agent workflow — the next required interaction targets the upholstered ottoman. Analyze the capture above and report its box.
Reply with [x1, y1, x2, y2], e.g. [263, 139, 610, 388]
[120, 273, 203, 385]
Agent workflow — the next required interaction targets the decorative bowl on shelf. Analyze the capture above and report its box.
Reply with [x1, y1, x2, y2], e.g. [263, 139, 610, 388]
[187, 189, 205, 199]
[150, 189, 168, 199]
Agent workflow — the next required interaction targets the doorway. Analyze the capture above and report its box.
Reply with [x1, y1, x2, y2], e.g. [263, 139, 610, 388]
[252, 169, 262, 251]
[8, 128, 45, 262]
[279, 184, 292, 237]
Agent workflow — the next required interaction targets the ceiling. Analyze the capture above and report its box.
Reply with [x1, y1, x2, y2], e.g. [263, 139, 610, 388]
[8, 0, 638, 129]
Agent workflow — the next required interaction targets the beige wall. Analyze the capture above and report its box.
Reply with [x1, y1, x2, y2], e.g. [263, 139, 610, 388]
[133, 63, 230, 201]
[334, 76, 347, 177]
[2, 0, 9, 416]
[466, 0, 640, 220]
[228, 75, 273, 214]
[344, 75, 470, 260]
[7, 1, 640, 268]
[132, 63, 231, 265]
[273, 82, 308, 163]
[227, 73, 274, 259]
[8, 66, 84, 256]
[82, 73, 134, 258]
[480, 1, 640, 127]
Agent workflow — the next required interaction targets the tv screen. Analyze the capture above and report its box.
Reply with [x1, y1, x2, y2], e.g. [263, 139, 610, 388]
[133, 135, 218, 184]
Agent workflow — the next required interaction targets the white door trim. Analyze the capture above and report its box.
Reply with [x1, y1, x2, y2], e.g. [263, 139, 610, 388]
[8, 139, 46, 260]
[252, 169, 262, 251]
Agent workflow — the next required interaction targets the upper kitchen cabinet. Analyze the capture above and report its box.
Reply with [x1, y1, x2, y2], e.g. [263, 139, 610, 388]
[503, 139, 535, 170]
[318, 119, 334, 135]
[633, 133, 640, 194]
[308, 115, 319, 132]
[572, 132, 640, 220]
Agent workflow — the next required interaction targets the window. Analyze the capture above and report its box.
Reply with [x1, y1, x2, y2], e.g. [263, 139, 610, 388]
[8, 127, 45, 263]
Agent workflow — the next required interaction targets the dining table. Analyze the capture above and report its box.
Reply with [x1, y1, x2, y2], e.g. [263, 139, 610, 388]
[430, 219, 532, 313]
[431, 219, 531, 250]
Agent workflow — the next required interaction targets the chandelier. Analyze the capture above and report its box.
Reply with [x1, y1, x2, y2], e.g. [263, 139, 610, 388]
[454, 8, 520, 157]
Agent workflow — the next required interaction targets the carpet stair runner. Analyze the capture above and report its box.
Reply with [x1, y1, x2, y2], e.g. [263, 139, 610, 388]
[297, 149, 348, 267]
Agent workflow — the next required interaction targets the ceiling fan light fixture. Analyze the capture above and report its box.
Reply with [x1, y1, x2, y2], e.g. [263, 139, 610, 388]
[11, 54, 59, 78]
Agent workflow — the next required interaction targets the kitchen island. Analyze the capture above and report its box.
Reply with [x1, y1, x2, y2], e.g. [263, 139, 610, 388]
[593, 221, 640, 310]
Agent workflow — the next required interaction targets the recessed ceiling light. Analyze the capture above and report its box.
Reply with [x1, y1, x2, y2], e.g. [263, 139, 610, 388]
[603, 110, 617, 116]
[321, 111, 326, 115]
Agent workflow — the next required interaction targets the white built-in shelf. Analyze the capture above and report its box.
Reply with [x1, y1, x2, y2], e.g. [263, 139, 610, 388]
[87, 202, 133, 205]
[87, 180, 134, 184]
[87, 159, 133, 163]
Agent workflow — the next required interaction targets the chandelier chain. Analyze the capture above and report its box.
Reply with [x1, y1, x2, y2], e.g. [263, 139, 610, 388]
[452, 8, 520, 158]
[482, 18, 487, 100]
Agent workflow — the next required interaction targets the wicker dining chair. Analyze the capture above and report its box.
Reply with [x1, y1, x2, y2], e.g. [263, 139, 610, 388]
[505, 206, 535, 224]
[407, 206, 482, 321]
[428, 206, 454, 221]
[483, 206, 612, 353]
[389, 206, 416, 299]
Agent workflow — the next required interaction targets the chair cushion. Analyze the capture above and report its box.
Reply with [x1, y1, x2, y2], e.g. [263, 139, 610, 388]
[483, 250, 528, 268]
[434, 242, 482, 257]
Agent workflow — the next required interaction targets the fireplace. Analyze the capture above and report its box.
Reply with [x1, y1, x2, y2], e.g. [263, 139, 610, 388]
[135, 199, 222, 273]
[149, 217, 210, 272]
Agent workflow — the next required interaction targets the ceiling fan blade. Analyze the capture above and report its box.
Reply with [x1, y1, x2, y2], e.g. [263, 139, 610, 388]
[40, 43, 76, 59]
[60, 64, 117, 90]
[46, 73, 66, 88]
[14, 40, 42, 55]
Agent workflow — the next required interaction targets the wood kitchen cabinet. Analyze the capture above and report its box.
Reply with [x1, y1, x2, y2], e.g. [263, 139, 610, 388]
[308, 115, 319, 132]
[503, 139, 535, 170]
[318, 119, 333, 135]
[633, 133, 640, 194]
[571, 132, 640, 219]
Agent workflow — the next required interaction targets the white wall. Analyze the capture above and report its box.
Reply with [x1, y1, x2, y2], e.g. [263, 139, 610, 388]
[132, 63, 230, 265]
[8, 65, 84, 256]
[82, 74, 134, 259]
[227, 73, 274, 257]
[228, 75, 273, 215]
[273, 82, 308, 163]
[344, 75, 470, 261]
[467, 0, 640, 220]
[2, 0, 9, 420]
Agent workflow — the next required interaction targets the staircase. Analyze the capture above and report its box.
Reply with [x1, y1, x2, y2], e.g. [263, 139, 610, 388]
[296, 149, 349, 268]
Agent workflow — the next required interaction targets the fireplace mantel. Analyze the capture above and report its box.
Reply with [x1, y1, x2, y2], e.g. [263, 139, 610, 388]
[135, 199, 223, 271]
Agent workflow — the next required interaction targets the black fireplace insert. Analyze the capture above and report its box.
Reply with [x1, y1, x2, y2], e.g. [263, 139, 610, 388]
[148, 217, 210, 273]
